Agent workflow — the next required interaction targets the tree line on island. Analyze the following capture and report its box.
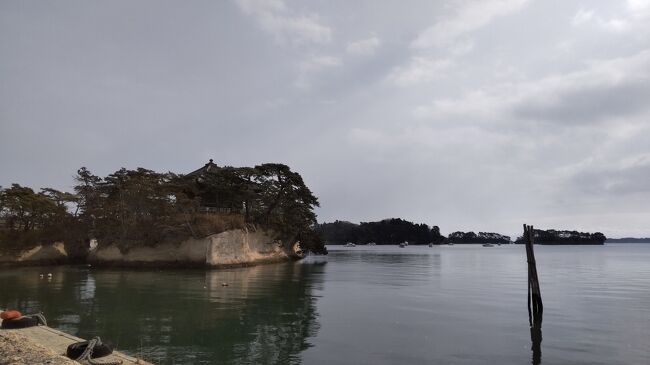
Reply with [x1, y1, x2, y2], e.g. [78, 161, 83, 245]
[0, 160, 327, 256]
[319, 220, 607, 245]
[318, 219, 445, 245]
[514, 229, 605, 245]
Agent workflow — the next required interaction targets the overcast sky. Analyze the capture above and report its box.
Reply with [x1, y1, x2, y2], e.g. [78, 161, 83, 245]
[1, 0, 650, 238]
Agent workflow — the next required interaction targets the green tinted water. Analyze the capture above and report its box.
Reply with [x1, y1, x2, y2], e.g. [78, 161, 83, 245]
[1, 244, 649, 364]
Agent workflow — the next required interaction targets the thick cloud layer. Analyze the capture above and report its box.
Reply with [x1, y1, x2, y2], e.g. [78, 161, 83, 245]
[1, 0, 649, 238]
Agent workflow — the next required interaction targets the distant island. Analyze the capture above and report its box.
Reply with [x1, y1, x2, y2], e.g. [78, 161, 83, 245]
[446, 231, 511, 244]
[319, 220, 512, 245]
[514, 229, 606, 245]
[321, 220, 608, 246]
[606, 237, 650, 243]
[319, 219, 445, 245]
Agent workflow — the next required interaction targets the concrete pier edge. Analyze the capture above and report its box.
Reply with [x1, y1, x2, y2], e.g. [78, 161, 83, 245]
[0, 311, 154, 364]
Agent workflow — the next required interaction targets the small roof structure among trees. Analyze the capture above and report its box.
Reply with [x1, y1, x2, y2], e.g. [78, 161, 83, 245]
[186, 159, 219, 177]
[185, 159, 247, 214]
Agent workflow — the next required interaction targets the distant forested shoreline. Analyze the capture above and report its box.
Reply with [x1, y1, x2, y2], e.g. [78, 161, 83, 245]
[319, 220, 513, 245]
[320, 220, 607, 245]
[318, 219, 445, 245]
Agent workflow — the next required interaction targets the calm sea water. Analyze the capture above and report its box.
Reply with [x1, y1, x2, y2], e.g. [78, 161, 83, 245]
[1, 244, 649, 364]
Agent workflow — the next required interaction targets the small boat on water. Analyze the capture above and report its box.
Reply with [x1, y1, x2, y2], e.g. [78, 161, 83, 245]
[482, 243, 494, 247]
[367, 242, 376, 246]
[399, 242, 407, 248]
[345, 242, 356, 247]
[428, 242, 433, 247]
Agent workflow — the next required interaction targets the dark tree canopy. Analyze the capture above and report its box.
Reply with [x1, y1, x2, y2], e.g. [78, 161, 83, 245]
[319, 218, 445, 245]
[447, 231, 511, 244]
[515, 229, 606, 245]
[0, 184, 75, 251]
[184, 162, 323, 254]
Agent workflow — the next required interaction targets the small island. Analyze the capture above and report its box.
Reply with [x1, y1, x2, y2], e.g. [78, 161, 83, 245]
[0, 160, 326, 267]
[446, 231, 511, 244]
[514, 229, 606, 245]
[319, 218, 445, 245]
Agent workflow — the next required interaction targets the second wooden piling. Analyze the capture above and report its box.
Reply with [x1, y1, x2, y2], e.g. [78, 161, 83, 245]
[523, 224, 543, 319]
[523, 224, 543, 364]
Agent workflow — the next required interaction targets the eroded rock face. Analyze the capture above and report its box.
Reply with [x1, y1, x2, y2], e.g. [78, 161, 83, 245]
[88, 229, 296, 267]
[206, 229, 289, 266]
[1, 229, 300, 267]
[88, 238, 206, 264]
[0, 242, 68, 264]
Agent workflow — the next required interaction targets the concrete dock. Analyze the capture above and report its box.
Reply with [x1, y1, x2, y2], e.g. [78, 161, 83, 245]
[0, 313, 154, 365]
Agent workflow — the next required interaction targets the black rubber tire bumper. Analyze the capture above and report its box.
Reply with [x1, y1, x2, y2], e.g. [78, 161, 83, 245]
[1, 316, 39, 329]
[66, 340, 114, 359]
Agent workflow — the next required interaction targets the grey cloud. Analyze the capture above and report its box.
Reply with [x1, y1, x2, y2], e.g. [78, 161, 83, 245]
[513, 77, 650, 123]
[413, 49, 650, 128]
[234, 0, 332, 45]
[411, 0, 530, 49]
[567, 155, 650, 196]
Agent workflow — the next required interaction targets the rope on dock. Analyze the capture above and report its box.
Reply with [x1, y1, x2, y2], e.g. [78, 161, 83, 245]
[74, 337, 123, 365]
[28, 312, 47, 326]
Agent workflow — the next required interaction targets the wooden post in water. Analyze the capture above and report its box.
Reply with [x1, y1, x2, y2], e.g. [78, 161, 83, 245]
[523, 224, 543, 365]
[523, 224, 543, 318]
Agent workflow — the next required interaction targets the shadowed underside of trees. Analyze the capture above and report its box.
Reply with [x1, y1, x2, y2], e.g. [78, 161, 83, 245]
[0, 162, 327, 255]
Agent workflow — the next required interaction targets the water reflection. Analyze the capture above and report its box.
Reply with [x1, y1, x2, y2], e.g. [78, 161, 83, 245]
[530, 312, 542, 365]
[0, 262, 326, 365]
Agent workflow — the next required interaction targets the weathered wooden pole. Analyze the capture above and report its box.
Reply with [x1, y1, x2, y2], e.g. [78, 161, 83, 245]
[523, 224, 543, 365]
[523, 224, 543, 318]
